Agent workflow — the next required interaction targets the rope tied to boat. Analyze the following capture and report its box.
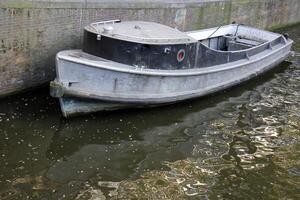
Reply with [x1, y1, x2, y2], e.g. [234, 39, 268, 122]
[206, 25, 223, 39]
[206, 22, 241, 39]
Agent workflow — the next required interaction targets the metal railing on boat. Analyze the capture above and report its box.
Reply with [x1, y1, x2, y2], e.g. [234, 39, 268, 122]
[90, 19, 121, 33]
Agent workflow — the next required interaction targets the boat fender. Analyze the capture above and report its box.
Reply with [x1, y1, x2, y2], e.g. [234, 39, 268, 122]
[50, 81, 64, 98]
[177, 49, 185, 62]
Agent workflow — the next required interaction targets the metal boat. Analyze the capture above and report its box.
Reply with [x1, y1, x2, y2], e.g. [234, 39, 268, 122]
[50, 20, 293, 117]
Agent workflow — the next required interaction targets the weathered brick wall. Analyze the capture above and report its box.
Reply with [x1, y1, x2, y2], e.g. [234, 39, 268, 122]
[0, 0, 299, 96]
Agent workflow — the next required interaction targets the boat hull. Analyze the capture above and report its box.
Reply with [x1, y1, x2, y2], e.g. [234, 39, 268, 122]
[51, 40, 292, 117]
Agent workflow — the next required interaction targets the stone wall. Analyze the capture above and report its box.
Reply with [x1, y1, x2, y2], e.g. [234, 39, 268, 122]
[0, 0, 300, 96]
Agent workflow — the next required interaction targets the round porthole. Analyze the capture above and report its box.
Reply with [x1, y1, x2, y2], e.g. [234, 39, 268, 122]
[177, 49, 185, 62]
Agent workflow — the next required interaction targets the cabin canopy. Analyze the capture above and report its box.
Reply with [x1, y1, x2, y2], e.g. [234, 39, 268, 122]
[85, 20, 197, 45]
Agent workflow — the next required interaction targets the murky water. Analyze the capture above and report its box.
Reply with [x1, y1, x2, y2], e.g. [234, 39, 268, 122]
[0, 25, 299, 200]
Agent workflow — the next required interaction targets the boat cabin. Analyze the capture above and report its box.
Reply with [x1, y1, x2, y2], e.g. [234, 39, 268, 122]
[83, 20, 198, 70]
[83, 20, 287, 70]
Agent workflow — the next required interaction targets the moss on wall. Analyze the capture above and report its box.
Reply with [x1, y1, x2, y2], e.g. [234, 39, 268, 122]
[0, 1, 33, 9]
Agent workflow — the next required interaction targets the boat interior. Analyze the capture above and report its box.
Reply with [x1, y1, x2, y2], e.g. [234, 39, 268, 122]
[199, 34, 266, 51]
[187, 24, 288, 68]
[187, 24, 284, 52]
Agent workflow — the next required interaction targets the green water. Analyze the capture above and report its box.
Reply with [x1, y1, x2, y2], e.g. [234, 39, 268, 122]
[0, 25, 299, 199]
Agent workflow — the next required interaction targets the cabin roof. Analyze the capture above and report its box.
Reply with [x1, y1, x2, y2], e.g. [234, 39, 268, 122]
[85, 21, 197, 45]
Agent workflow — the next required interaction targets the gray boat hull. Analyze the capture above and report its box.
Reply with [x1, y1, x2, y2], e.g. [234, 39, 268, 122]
[50, 24, 293, 117]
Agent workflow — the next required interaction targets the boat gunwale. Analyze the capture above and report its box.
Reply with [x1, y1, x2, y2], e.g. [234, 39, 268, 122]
[58, 50, 291, 104]
[56, 39, 293, 77]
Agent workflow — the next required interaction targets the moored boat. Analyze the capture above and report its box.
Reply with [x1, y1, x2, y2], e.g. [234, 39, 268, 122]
[50, 20, 293, 117]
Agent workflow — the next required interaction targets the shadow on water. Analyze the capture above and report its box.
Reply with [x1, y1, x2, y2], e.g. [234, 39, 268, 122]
[0, 25, 299, 199]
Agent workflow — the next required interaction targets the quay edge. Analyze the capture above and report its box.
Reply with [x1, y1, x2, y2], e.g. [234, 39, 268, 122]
[1, 0, 300, 97]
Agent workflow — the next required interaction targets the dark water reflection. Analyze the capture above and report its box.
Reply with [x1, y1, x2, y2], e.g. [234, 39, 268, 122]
[0, 25, 299, 199]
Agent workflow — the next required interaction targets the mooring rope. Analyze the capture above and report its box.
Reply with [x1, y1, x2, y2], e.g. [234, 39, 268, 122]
[206, 25, 223, 39]
[234, 24, 240, 36]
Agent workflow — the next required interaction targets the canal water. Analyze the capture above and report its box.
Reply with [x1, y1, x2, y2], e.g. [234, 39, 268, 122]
[0, 25, 299, 200]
